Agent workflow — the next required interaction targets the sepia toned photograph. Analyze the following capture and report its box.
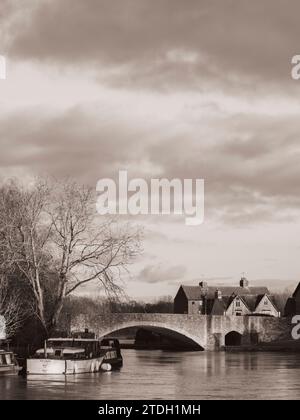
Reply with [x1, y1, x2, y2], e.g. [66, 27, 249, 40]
[0, 0, 300, 403]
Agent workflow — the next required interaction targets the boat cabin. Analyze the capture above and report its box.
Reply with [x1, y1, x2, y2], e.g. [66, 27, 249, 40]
[0, 349, 20, 375]
[34, 338, 103, 360]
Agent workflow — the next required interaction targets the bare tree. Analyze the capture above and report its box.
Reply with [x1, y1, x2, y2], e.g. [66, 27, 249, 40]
[0, 276, 27, 338]
[0, 179, 52, 329]
[0, 179, 142, 334]
[46, 180, 142, 329]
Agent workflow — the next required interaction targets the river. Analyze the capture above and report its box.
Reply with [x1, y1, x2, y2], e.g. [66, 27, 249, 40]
[1, 350, 300, 400]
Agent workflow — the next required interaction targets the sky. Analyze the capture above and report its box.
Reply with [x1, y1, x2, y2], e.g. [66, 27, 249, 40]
[1, 0, 300, 298]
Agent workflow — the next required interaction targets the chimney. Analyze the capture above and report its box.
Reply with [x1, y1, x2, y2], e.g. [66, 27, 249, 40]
[215, 289, 222, 300]
[240, 276, 249, 288]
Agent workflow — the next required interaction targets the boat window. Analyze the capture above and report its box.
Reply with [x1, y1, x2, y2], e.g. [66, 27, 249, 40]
[105, 350, 117, 359]
[5, 354, 12, 364]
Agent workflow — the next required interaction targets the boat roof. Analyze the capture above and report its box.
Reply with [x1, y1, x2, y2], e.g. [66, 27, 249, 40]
[36, 347, 85, 354]
[101, 337, 119, 341]
[48, 338, 99, 342]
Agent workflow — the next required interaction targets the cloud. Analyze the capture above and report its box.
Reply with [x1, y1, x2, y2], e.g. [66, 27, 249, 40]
[0, 104, 155, 181]
[4, 0, 300, 92]
[145, 114, 300, 224]
[138, 263, 187, 284]
[1, 104, 300, 224]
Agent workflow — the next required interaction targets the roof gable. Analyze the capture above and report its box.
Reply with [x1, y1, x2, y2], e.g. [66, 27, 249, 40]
[292, 282, 300, 298]
[254, 293, 279, 313]
[180, 285, 270, 300]
[226, 294, 251, 312]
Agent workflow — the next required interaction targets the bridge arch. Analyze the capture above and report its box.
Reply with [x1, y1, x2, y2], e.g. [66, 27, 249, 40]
[225, 330, 242, 346]
[96, 320, 205, 350]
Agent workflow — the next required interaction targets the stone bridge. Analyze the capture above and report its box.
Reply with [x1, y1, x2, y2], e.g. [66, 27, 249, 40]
[71, 313, 292, 350]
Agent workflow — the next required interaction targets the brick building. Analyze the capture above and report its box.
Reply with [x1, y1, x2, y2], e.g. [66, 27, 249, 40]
[174, 277, 280, 317]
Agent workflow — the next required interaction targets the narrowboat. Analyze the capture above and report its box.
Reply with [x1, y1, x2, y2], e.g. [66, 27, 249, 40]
[0, 349, 22, 375]
[26, 337, 105, 375]
[100, 338, 123, 371]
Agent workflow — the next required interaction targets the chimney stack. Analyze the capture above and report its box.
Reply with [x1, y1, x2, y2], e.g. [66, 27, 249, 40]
[240, 276, 249, 288]
[215, 289, 222, 300]
[199, 281, 208, 288]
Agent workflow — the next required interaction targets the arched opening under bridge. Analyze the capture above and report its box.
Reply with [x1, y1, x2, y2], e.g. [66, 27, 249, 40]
[101, 324, 204, 351]
[225, 331, 242, 346]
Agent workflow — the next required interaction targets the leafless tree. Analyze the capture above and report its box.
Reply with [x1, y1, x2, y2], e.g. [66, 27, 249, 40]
[0, 276, 27, 338]
[0, 179, 142, 334]
[0, 179, 52, 330]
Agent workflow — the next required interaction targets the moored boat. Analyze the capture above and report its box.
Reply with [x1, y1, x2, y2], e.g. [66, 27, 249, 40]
[0, 349, 22, 376]
[100, 338, 123, 371]
[27, 337, 105, 375]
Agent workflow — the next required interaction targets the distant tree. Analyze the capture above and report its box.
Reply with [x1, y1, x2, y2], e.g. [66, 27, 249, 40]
[145, 296, 173, 313]
[272, 288, 293, 315]
[108, 296, 173, 314]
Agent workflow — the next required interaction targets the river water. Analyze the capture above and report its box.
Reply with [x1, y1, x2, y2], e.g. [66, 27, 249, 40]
[1, 350, 300, 400]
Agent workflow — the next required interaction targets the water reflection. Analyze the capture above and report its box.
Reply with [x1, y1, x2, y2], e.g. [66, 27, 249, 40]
[1, 350, 300, 400]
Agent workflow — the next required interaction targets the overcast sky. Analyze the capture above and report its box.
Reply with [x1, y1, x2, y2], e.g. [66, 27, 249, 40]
[1, 0, 300, 298]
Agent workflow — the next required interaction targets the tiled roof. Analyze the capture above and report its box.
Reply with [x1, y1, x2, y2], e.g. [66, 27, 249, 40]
[181, 285, 270, 300]
[242, 295, 260, 312]
[210, 299, 226, 315]
[181, 286, 203, 300]
[179, 284, 279, 314]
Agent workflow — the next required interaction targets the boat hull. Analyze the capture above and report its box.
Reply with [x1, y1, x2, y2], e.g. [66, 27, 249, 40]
[27, 356, 104, 375]
[0, 364, 21, 376]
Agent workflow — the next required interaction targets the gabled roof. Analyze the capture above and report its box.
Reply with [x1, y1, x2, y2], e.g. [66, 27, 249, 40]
[180, 285, 270, 300]
[178, 284, 280, 315]
[227, 294, 253, 312]
[210, 299, 226, 315]
[180, 285, 202, 300]
[292, 282, 300, 298]
[241, 295, 258, 312]
[254, 293, 280, 313]
[229, 293, 279, 313]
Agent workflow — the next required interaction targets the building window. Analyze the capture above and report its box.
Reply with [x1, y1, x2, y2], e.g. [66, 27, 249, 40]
[236, 300, 240, 307]
[192, 301, 195, 305]
[264, 299, 268, 305]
